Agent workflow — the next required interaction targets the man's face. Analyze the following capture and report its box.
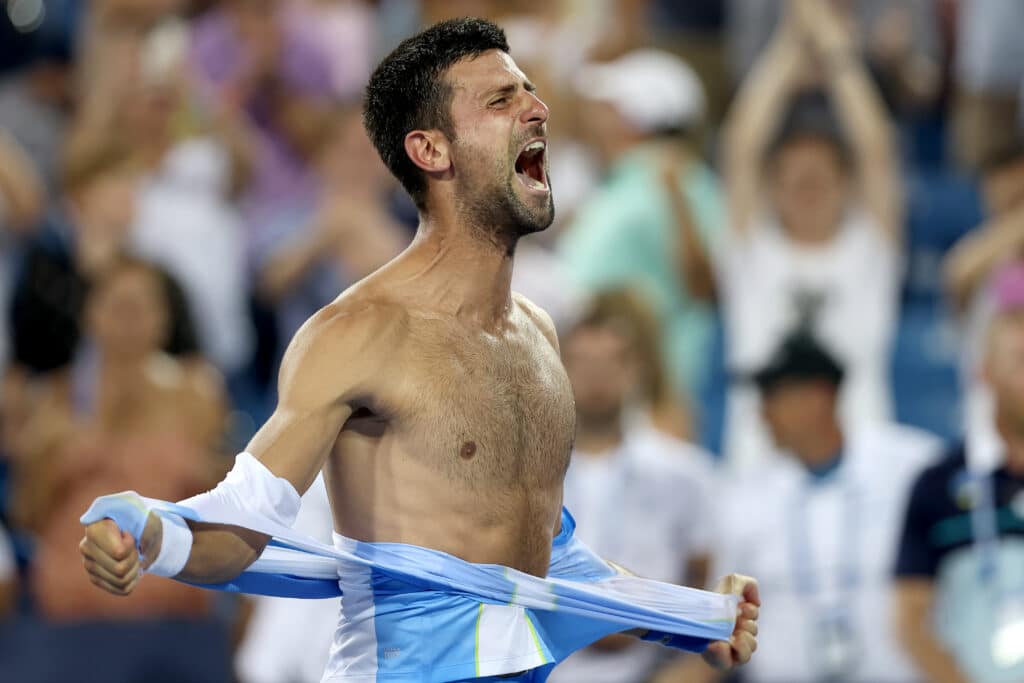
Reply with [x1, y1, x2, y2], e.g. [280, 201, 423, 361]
[769, 137, 848, 243]
[986, 314, 1024, 429]
[761, 379, 839, 455]
[87, 266, 168, 360]
[444, 50, 554, 239]
[564, 324, 636, 428]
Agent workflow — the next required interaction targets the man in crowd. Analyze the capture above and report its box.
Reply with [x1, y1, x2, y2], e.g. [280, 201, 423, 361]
[550, 290, 716, 683]
[557, 48, 723, 412]
[714, 0, 901, 470]
[4, 257, 230, 681]
[711, 325, 940, 682]
[895, 264, 1024, 683]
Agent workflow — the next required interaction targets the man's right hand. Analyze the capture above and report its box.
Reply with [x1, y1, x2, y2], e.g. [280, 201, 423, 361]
[79, 513, 162, 596]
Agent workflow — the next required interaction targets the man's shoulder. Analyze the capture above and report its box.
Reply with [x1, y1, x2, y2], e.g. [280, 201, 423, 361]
[512, 292, 558, 348]
[306, 285, 409, 336]
[283, 289, 409, 371]
[909, 444, 968, 499]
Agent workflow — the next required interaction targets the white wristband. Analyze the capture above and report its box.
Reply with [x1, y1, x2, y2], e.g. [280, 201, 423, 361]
[146, 511, 193, 578]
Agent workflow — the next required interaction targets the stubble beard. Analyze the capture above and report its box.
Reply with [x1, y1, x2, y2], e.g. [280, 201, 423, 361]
[455, 143, 554, 253]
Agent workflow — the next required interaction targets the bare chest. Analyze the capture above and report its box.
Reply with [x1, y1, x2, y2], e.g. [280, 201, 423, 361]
[390, 320, 575, 491]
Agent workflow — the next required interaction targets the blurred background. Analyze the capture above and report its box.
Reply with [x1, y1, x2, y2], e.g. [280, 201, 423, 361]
[0, 1, 1022, 682]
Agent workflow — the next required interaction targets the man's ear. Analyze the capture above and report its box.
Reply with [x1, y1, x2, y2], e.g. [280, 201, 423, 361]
[404, 130, 452, 176]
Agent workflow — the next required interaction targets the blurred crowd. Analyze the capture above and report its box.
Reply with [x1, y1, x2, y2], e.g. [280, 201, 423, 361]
[0, 1, 1023, 682]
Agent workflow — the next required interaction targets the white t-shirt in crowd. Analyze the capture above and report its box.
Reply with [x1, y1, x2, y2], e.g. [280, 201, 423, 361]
[236, 475, 338, 683]
[132, 137, 254, 373]
[548, 423, 717, 683]
[714, 422, 941, 683]
[714, 209, 900, 471]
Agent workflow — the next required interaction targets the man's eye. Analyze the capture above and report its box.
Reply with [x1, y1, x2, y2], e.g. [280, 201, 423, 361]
[490, 97, 509, 106]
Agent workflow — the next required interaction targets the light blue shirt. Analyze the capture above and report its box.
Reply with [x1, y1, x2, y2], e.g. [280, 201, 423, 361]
[558, 146, 723, 396]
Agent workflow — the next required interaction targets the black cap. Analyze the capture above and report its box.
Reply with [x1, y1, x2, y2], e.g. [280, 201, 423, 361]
[751, 327, 845, 393]
[766, 90, 850, 165]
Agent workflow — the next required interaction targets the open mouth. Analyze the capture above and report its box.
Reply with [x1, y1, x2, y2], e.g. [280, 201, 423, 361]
[514, 139, 549, 193]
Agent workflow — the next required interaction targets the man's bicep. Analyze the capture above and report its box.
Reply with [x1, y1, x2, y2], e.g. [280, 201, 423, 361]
[244, 308, 374, 494]
[245, 402, 352, 496]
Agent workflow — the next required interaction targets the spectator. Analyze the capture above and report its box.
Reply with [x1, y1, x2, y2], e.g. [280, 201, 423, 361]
[9, 142, 138, 376]
[557, 48, 723, 415]
[945, 140, 1024, 453]
[895, 265, 1024, 683]
[65, 16, 257, 374]
[3, 254, 234, 680]
[714, 0, 902, 470]
[549, 290, 716, 683]
[0, 520, 15, 618]
[711, 325, 940, 683]
[253, 102, 409, 354]
[9, 256, 226, 621]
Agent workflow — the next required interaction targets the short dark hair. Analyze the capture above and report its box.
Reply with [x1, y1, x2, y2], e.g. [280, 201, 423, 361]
[363, 17, 509, 209]
[766, 90, 851, 169]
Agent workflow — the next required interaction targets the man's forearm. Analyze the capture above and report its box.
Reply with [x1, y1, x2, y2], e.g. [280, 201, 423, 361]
[805, 0, 902, 237]
[895, 579, 972, 683]
[174, 521, 269, 584]
[946, 212, 1024, 310]
[901, 626, 971, 683]
[722, 33, 804, 233]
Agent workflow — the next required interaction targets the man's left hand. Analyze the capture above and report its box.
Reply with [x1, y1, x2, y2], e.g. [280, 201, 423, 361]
[703, 574, 759, 670]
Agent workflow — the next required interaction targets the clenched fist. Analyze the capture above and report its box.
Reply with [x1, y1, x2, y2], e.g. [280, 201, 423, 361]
[79, 513, 162, 596]
[703, 574, 760, 670]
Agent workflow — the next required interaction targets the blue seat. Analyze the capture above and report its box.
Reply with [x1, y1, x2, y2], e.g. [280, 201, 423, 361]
[890, 300, 962, 442]
[902, 171, 984, 304]
[890, 171, 982, 441]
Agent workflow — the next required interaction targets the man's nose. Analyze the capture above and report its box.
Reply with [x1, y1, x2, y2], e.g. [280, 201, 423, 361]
[520, 91, 549, 126]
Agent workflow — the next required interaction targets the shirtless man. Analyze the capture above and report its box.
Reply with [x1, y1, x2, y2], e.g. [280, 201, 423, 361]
[79, 18, 758, 681]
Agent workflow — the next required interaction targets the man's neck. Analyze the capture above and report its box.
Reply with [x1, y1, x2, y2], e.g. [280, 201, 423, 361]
[99, 353, 149, 383]
[792, 423, 845, 473]
[407, 210, 517, 327]
[575, 418, 625, 456]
